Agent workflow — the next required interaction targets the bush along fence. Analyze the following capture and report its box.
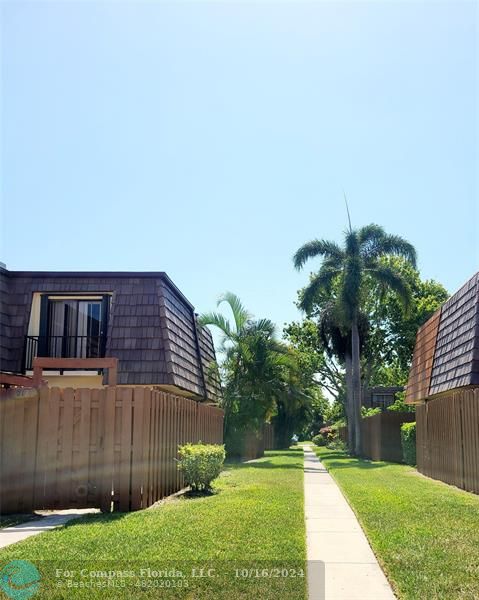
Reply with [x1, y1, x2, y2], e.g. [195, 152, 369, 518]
[0, 386, 224, 514]
[401, 422, 416, 466]
[416, 388, 479, 494]
[339, 411, 415, 462]
[177, 443, 225, 492]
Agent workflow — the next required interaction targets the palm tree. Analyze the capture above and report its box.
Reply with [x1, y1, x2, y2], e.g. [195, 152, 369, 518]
[199, 293, 293, 454]
[199, 292, 282, 396]
[293, 224, 416, 454]
[319, 301, 368, 451]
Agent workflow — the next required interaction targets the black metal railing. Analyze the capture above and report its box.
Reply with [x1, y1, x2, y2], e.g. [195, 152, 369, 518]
[24, 336, 105, 371]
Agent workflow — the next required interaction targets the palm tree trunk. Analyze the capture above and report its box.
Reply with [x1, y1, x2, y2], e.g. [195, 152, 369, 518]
[351, 318, 362, 456]
[344, 353, 354, 452]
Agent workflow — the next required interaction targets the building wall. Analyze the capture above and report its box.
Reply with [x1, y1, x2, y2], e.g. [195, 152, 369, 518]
[429, 273, 479, 395]
[406, 272, 479, 493]
[406, 272, 479, 403]
[158, 279, 204, 396]
[0, 270, 10, 372]
[362, 386, 403, 409]
[0, 269, 220, 400]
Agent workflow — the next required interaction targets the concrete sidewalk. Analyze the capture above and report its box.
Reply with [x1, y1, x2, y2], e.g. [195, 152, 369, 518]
[304, 446, 395, 600]
[0, 509, 99, 549]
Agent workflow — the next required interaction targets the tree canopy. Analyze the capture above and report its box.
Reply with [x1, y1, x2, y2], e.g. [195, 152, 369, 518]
[200, 293, 317, 455]
[285, 256, 448, 425]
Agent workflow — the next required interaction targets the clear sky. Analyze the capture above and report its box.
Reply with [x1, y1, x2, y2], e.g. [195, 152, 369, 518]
[1, 1, 477, 335]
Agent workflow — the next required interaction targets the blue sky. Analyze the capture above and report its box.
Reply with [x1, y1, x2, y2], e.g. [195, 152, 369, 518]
[1, 1, 477, 334]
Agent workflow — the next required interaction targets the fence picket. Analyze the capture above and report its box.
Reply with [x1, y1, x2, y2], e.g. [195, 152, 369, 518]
[0, 386, 224, 514]
[417, 390, 479, 494]
[100, 386, 116, 512]
[119, 387, 133, 511]
[75, 388, 91, 508]
[131, 387, 145, 510]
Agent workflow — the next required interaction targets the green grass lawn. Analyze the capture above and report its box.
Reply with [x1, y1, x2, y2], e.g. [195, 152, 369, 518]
[315, 446, 479, 600]
[0, 450, 306, 600]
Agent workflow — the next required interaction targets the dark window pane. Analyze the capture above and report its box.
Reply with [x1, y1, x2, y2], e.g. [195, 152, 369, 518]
[46, 299, 104, 359]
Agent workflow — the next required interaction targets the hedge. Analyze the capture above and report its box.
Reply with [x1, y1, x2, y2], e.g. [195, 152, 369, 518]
[312, 434, 327, 447]
[401, 422, 416, 466]
[177, 443, 226, 491]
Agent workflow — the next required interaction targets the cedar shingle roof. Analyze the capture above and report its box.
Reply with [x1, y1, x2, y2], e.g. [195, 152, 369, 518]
[406, 272, 479, 403]
[0, 268, 221, 401]
[405, 310, 441, 404]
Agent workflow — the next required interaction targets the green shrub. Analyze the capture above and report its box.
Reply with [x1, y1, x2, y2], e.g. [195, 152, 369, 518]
[388, 391, 415, 413]
[312, 425, 337, 447]
[401, 422, 416, 465]
[361, 406, 382, 418]
[177, 443, 226, 491]
[330, 418, 346, 430]
[326, 439, 347, 451]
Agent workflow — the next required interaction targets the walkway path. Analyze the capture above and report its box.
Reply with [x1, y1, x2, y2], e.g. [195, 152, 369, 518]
[304, 445, 395, 600]
[0, 509, 99, 550]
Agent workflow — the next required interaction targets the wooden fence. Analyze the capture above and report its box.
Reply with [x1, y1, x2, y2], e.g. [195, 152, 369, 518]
[0, 387, 224, 514]
[339, 412, 415, 462]
[417, 388, 479, 494]
[263, 423, 276, 450]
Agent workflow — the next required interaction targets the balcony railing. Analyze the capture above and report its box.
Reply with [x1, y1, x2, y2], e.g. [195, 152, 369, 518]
[24, 336, 105, 372]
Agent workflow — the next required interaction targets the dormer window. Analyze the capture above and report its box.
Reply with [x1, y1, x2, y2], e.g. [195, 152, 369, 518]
[25, 294, 110, 370]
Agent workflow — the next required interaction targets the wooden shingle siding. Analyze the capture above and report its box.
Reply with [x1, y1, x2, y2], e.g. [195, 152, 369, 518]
[0, 270, 11, 371]
[429, 273, 479, 395]
[0, 269, 221, 401]
[158, 280, 205, 397]
[405, 309, 441, 403]
[198, 325, 222, 399]
[406, 271, 479, 404]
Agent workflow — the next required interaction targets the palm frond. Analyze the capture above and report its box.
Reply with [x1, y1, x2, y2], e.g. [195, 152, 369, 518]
[252, 318, 277, 337]
[293, 239, 345, 270]
[360, 226, 417, 267]
[369, 264, 413, 311]
[378, 234, 417, 267]
[299, 266, 340, 314]
[198, 311, 232, 338]
[319, 301, 349, 360]
[358, 223, 386, 246]
[217, 292, 251, 333]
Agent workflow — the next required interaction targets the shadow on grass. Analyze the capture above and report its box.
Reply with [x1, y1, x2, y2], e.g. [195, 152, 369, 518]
[49, 487, 221, 532]
[57, 511, 127, 531]
[225, 449, 305, 470]
[41, 449, 305, 532]
[182, 489, 217, 499]
[318, 450, 391, 471]
[238, 461, 304, 470]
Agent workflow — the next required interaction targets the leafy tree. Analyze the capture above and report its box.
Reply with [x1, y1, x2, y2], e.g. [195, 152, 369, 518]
[284, 305, 367, 449]
[200, 293, 308, 455]
[387, 390, 415, 413]
[307, 388, 331, 435]
[363, 257, 448, 386]
[283, 318, 345, 402]
[271, 353, 313, 447]
[293, 224, 417, 455]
